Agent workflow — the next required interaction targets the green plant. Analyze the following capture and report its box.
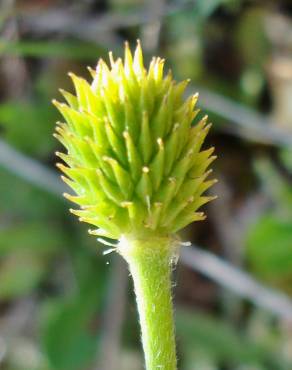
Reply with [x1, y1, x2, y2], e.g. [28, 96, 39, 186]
[53, 41, 216, 370]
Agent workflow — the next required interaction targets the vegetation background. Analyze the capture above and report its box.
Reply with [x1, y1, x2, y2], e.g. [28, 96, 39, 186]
[1, 0, 292, 369]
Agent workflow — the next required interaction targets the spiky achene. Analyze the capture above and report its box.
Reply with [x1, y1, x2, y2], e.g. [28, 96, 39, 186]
[53, 42, 216, 240]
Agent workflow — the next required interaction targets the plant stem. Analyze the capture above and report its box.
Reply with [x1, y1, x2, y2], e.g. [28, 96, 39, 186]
[119, 236, 177, 370]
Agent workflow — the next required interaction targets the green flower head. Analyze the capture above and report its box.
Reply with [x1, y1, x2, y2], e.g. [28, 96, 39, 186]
[53, 41, 217, 240]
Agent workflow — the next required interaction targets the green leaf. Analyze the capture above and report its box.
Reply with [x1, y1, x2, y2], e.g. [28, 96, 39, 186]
[41, 250, 108, 370]
[0, 169, 65, 220]
[0, 40, 104, 60]
[42, 300, 98, 370]
[177, 309, 286, 369]
[0, 252, 45, 299]
[0, 101, 57, 156]
[247, 214, 292, 289]
[0, 223, 66, 256]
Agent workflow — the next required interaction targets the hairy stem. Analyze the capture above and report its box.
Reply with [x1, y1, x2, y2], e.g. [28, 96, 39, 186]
[119, 236, 177, 370]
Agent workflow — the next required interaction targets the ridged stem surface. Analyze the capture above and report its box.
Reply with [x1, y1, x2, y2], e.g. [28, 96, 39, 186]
[119, 236, 177, 370]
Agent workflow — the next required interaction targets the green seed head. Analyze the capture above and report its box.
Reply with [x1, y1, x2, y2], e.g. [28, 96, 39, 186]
[54, 41, 217, 240]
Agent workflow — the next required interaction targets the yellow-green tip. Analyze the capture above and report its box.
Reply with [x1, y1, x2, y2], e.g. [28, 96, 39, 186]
[54, 40, 217, 240]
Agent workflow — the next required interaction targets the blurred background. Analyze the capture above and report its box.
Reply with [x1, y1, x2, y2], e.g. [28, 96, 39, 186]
[1, 0, 292, 369]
